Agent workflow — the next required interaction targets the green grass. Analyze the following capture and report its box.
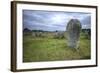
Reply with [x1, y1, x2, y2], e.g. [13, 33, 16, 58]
[23, 33, 91, 62]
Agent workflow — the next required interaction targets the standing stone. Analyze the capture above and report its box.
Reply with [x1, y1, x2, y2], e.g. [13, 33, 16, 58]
[32, 32, 36, 37]
[54, 31, 64, 39]
[67, 19, 81, 49]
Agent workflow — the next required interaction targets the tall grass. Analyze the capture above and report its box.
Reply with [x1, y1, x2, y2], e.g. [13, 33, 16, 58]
[23, 32, 91, 62]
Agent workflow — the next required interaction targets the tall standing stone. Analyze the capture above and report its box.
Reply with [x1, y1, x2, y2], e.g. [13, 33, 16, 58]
[67, 19, 81, 49]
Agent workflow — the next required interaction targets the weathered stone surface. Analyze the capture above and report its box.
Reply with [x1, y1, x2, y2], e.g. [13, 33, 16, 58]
[67, 19, 81, 49]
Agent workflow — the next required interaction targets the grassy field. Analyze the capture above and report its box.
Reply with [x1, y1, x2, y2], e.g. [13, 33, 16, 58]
[23, 32, 91, 62]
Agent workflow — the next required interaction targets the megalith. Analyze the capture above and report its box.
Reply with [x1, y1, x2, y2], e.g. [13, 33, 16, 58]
[67, 19, 81, 49]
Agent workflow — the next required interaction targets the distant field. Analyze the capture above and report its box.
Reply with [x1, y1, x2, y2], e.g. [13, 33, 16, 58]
[23, 32, 91, 62]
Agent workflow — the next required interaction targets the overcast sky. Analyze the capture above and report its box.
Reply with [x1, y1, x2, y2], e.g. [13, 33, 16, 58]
[23, 10, 91, 31]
